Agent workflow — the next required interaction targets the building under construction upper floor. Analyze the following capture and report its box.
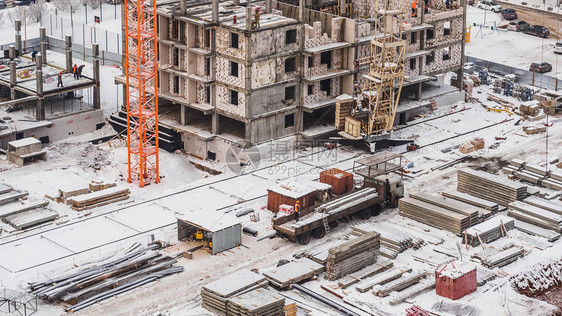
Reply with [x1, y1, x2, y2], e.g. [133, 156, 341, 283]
[113, 0, 466, 160]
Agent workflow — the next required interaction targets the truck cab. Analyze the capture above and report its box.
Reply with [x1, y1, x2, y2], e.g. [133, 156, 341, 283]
[364, 175, 404, 208]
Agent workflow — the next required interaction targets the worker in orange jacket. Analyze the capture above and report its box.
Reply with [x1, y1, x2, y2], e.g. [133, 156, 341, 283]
[72, 64, 79, 80]
[295, 200, 301, 222]
[411, 0, 418, 17]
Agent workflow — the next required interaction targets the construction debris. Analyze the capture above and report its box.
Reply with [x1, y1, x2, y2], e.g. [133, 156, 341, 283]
[29, 242, 183, 312]
[463, 215, 515, 247]
[457, 168, 527, 206]
[325, 232, 380, 281]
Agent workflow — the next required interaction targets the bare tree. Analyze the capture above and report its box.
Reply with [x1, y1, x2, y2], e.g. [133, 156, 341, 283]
[53, 0, 80, 13]
[6, 7, 26, 26]
[26, 0, 46, 23]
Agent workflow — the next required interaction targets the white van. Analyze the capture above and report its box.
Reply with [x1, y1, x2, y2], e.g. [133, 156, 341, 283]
[555, 41, 562, 54]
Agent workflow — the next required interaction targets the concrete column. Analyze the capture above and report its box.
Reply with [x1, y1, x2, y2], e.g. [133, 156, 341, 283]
[65, 35, 73, 73]
[265, 0, 272, 13]
[14, 20, 21, 56]
[9, 45, 16, 100]
[457, 0, 468, 91]
[40, 27, 47, 65]
[246, 7, 252, 30]
[415, 82, 422, 101]
[179, 0, 186, 14]
[212, 0, 219, 23]
[299, 0, 304, 23]
[339, 0, 346, 17]
[93, 43, 101, 109]
[212, 112, 219, 134]
[36, 54, 45, 121]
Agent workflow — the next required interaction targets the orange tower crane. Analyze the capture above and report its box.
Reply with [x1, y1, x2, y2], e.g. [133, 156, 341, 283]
[124, 0, 159, 187]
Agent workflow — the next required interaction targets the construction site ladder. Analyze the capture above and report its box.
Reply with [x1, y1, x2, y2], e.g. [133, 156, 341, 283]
[322, 213, 330, 234]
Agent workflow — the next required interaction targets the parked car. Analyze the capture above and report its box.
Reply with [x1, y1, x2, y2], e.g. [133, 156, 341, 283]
[507, 20, 529, 32]
[555, 41, 562, 54]
[0, 0, 6, 9]
[522, 25, 550, 38]
[15, 0, 36, 5]
[529, 62, 552, 73]
[476, 0, 502, 12]
[501, 8, 517, 20]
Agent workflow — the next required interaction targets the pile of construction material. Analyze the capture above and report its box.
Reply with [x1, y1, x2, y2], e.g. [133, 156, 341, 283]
[457, 168, 527, 206]
[502, 159, 562, 191]
[0, 185, 58, 230]
[508, 201, 562, 232]
[356, 267, 413, 293]
[202, 270, 269, 315]
[6, 137, 47, 166]
[337, 261, 393, 289]
[459, 138, 485, 154]
[46, 181, 129, 211]
[480, 247, 525, 268]
[359, 269, 434, 305]
[227, 289, 285, 316]
[442, 191, 498, 215]
[29, 242, 183, 312]
[410, 192, 482, 225]
[325, 232, 380, 281]
[463, 215, 514, 247]
[263, 258, 324, 288]
[399, 197, 470, 236]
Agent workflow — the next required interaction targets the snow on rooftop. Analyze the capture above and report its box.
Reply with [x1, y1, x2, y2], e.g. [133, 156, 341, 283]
[437, 260, 476, 279]
[8, 137, 41, 148]
[267, 178, 331, 199]
[177, 208, 241, 232]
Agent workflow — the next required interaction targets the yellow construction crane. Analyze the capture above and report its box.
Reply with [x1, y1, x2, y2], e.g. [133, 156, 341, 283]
[339, 0, 406, 140]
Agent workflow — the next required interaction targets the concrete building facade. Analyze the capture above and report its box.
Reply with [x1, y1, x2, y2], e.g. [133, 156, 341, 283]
[125, 0, 466, 160]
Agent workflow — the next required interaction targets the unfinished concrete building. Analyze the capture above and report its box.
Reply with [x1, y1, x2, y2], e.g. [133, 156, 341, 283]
[0, 22, 103, 149]
[114, 0, 466, 160]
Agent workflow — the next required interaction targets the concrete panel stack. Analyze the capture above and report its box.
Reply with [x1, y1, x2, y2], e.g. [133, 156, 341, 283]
[508, 201, 562, 233]
[502, 159, 562, 191]
[6, 138, 47, 166]
[227, 289, 285, 316]
[481, 247, 524, 268]
[442, 191, 499, 214]
[463, 215, 514, 247]
[399, 197, 470, 236]
[325, 232, 380, 281]
[409, 192, 480, 226]
[201, 270, 268, 316]
[457, 168, 527, 206]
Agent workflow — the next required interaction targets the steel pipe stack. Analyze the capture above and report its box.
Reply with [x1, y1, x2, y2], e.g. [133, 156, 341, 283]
[457, 168, 527, 206]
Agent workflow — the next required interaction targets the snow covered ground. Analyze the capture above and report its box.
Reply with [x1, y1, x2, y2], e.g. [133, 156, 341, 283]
[465, 5, 562, 79]
[0, 78, 561, 315]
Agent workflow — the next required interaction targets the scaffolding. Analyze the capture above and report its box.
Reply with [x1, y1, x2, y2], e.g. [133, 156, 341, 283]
[350, 0, 406, 136]
[0, 288, 38, 316]
[124, 0, 160, 187]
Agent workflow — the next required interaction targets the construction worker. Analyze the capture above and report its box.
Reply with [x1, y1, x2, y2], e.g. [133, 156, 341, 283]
[255, 7, 261, 28]
[411, 0, 417, 17]
[445, 0, 450, 9]
[294, 200, 301, 222]
[424, 1, 429, 13]
[72, 64, 79, 79]
[57, 71, 63, 87]
[78, 65, 85, 78]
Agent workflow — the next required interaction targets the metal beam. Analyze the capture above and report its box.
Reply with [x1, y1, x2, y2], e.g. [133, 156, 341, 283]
[291, 284, 362, 316]
[0, 96, 39, 107]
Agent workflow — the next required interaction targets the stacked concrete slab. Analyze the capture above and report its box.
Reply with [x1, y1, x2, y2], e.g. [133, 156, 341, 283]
[457, 168, 527, 206]
[6, 137, 47, 166]
[463, 215, 514, 247]
[201, 270, 269, 316]
[502, 159, 562, 191]
[325, 232, 380, 281]
[227, 289, 285, 316]
[399, 197, 470, 236]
